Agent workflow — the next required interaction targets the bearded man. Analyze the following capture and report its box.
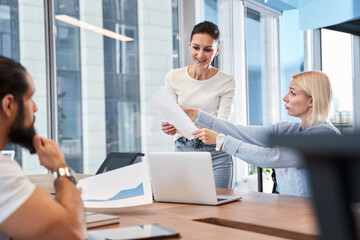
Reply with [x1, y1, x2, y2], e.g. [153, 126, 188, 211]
[0, 56, 86, 240]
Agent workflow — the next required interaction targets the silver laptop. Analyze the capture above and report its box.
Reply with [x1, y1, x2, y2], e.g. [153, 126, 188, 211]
[147, 152, 241, 205]
[1, 150, 15, 160]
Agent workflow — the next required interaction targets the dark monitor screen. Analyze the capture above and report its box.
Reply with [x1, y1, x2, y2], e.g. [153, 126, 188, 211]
[271, 134, 360, 240]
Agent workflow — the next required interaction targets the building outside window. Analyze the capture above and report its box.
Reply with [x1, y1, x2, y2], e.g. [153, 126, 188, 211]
[321, 29, 354, 134]
[1, 0, 179, 174]
[0, 0, 23, 165]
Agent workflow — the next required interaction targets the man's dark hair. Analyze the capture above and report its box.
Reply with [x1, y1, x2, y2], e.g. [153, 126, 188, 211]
[0, 56, 37, 153]
[190, 21, 220, 42]
[0, 56, 29, 110]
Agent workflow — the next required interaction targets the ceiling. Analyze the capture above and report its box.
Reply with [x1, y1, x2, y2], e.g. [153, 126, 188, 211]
[254, 0, 314, 11]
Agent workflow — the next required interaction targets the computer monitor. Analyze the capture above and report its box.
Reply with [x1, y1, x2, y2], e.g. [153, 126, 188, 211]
[271, 134, 360, 240]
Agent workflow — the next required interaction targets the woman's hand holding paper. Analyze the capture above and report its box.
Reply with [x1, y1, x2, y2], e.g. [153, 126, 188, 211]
[161, 122, 177, 135]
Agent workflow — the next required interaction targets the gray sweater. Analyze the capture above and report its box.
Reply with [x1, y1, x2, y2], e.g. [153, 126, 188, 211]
[194, 110, 341, 197]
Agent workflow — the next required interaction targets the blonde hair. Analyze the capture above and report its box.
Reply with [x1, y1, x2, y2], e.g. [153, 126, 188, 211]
[292, 71, 332, 127]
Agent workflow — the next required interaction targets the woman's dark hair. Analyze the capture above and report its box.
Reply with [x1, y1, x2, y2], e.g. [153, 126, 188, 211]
[0, 56, 28, 110]
[190, 21, 220, 42]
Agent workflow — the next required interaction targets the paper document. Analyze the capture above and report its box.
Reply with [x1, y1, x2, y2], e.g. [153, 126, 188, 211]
[78, 162, 153, 209]
[148, 88, 197, 139]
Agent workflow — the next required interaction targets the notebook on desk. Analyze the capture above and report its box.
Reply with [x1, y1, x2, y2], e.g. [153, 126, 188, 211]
[86, 212, 120, 229]
[147, 152, 241, 206]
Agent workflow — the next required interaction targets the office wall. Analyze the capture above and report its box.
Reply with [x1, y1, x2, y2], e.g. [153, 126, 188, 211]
[279, 0, 360, 121]
[299, 0, 360, 30]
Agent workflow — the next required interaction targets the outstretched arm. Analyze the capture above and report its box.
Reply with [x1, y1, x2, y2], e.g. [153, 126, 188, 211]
[182, 107, 304, 168]
[190, 127, 304, 168]
[223, 135, 304, 168]
[182, 107, 278, 147]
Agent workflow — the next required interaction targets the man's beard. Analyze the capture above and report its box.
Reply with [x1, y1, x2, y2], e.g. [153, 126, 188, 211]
[8, 100, 37, 153]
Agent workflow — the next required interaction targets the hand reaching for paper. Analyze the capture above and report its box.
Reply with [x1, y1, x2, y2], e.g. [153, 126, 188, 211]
[192, 128, 219, 145]
[160, 105, 199, 136]
[178, 105, 219, 144]
[161, 122, 177, 135]
[148, 89, 197, 140]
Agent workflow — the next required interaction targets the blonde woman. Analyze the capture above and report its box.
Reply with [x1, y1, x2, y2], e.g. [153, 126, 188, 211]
[180, 71, 340, 197]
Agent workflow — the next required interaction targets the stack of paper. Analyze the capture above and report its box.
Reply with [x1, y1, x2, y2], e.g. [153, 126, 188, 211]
[86, 212, 120, 228]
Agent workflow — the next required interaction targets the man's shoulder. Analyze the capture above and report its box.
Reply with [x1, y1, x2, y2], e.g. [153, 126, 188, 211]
[0, 153, 22, 169]
[0, 154, 35, 225]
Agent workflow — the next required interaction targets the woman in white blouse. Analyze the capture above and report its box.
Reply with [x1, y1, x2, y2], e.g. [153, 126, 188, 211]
[161, 21, 236, 189]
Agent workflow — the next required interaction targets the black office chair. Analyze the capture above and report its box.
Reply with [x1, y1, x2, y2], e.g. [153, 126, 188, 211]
[257, 166, 263, 192]
[257, 167, 278, 193]
[96, 152, 145, 175]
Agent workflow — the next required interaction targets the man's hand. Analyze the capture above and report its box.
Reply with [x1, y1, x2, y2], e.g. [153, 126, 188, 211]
[161, 122, 177, 135]
[192, 128, 219, 145]
[180, 105, 199, 121]
[33, 135, 67, 172]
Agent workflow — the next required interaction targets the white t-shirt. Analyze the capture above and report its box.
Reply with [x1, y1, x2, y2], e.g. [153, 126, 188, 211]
[164, 66, 236, 140]
[0, 154, 36, 239]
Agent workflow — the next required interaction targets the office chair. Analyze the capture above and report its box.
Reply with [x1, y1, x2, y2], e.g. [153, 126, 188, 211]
[96, 152, 145, 175]
[257, 166, 263, 192]
[257, 167, 278, 193]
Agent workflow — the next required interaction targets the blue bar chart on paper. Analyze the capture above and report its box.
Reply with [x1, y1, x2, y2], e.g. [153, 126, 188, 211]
[78, 162, 153, 209]
[85, 183, 144, 202]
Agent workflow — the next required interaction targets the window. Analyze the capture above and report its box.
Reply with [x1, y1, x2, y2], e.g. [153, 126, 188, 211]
[202, 0, 280, 191]
[321, 29, 354, 134]
[245, 7, 280, 126]
[2, 0, 180, 174]
[0, 0, 48, 174]
[52, 0, 180, 173]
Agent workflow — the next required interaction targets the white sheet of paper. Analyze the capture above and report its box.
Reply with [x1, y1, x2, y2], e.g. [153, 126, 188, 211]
[148, 88, 197, 140]
[78, 162, 153, 209]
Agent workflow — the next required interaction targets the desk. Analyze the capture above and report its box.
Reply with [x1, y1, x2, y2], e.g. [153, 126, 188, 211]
[29, 174, 318, 240]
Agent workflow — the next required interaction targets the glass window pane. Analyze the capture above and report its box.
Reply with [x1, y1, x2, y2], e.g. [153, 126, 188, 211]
[244, 7, 279, 191]
[321, 29, 353, 134]
[54, 0, 83, 172]
[246, 8, 277, 126]
[0, 0, 48, 174]
[205, 0, 218, 27]
[53, 0, 180, 173]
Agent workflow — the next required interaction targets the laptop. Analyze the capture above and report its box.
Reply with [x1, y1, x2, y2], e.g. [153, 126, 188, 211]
[147, 152, 241, 205]
[1, 150, 15, 160]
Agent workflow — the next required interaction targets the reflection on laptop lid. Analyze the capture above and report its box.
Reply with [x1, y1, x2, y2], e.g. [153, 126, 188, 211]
[148, 152, 241, 206]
